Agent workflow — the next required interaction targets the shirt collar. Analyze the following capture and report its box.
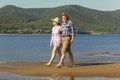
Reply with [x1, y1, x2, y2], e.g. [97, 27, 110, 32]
[63, 21, 69, 25]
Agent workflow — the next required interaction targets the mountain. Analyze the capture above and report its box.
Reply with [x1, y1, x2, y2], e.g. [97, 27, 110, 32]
[0, 5, 39, 23]
[0, 5, 120, 34]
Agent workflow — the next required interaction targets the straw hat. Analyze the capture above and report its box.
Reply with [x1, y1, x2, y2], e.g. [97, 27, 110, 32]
[51, 17, 60, 23]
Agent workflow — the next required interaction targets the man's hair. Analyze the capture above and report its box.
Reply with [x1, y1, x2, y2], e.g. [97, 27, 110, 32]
[61, 13, 69, 20]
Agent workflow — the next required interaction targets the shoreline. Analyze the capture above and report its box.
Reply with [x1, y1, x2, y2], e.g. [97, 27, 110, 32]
[0, 62, 120, 78]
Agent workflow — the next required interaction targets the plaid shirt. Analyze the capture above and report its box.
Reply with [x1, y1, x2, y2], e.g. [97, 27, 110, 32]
[61, 21, 75, 37]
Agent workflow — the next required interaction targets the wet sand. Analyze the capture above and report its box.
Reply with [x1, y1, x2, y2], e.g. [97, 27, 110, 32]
[0, 62, 120, 77]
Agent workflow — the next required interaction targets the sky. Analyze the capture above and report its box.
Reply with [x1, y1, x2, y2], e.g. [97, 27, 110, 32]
[0, 0, 120, 11]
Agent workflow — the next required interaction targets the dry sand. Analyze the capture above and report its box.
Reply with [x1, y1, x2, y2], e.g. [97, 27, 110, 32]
[0, 62, 120, 77]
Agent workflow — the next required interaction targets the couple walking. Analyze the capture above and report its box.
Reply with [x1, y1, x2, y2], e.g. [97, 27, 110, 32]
[46, 13, 75, 68]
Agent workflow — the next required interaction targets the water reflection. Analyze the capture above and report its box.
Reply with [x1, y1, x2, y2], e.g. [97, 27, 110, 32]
[49, 75, 120, 80]
[50, 74, 63, 80]
[0, 73, 120, 80]
[50, 74, 75, 80]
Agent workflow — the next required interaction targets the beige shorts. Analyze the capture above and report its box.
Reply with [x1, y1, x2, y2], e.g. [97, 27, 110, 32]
[62, 36, 71, 53]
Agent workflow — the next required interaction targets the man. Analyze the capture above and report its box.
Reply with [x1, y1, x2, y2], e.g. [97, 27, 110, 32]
[56, 13, 76, 67]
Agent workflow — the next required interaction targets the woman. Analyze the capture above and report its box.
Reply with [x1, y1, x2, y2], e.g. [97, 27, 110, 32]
[45, 17, 62, 66]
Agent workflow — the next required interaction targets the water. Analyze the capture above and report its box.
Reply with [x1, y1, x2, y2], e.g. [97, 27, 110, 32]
[0, 73, 119, 80]
[0, 73, 120, 80]
[75, 34, 120, 53]
[0, 34, 120, 62]
[0, 34, 120, 80]
[0, 34, 50, 62]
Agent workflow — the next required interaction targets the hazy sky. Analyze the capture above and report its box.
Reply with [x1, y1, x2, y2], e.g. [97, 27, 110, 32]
[0, 0, 120, 11]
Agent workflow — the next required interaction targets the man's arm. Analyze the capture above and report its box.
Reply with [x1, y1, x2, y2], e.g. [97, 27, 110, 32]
[70, 22, 75, 44]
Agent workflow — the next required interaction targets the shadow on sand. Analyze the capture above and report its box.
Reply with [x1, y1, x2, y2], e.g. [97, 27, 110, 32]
[74, 62, 114, 67]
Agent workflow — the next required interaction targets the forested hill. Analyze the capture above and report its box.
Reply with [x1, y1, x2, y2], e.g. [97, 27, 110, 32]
[0, 5, 120, 34]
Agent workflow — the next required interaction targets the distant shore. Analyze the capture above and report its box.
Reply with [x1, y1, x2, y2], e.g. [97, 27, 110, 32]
[0, 62, 120, 77]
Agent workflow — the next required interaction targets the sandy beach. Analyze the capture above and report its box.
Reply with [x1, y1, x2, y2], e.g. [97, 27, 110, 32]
[0, 62, 120, 78]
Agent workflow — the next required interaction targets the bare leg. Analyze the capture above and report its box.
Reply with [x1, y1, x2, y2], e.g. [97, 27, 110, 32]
[56, 50, 66, 67]
[67, 50, 74, 66]
[57, 47, 61, 58]
[57, 48, 65, 66]
[45, 46, 58, 66]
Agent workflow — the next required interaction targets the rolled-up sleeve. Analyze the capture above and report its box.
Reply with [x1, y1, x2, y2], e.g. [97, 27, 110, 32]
[70, 22, 76, 37]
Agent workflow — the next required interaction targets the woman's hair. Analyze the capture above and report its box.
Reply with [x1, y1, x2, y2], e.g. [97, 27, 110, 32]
[54, 21, 61, 26]
[58, 23, 61, 26]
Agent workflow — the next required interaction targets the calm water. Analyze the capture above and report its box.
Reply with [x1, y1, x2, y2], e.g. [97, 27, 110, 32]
[0, 34, 120, 62]
[0, 73, 119, 80]
[0, 34, 120, 80]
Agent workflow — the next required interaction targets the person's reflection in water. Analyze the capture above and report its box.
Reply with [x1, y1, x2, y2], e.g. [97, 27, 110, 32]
[50, 74, 62, 80]
[50, 75, 75, 80]
[70, 76, 75, 80]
